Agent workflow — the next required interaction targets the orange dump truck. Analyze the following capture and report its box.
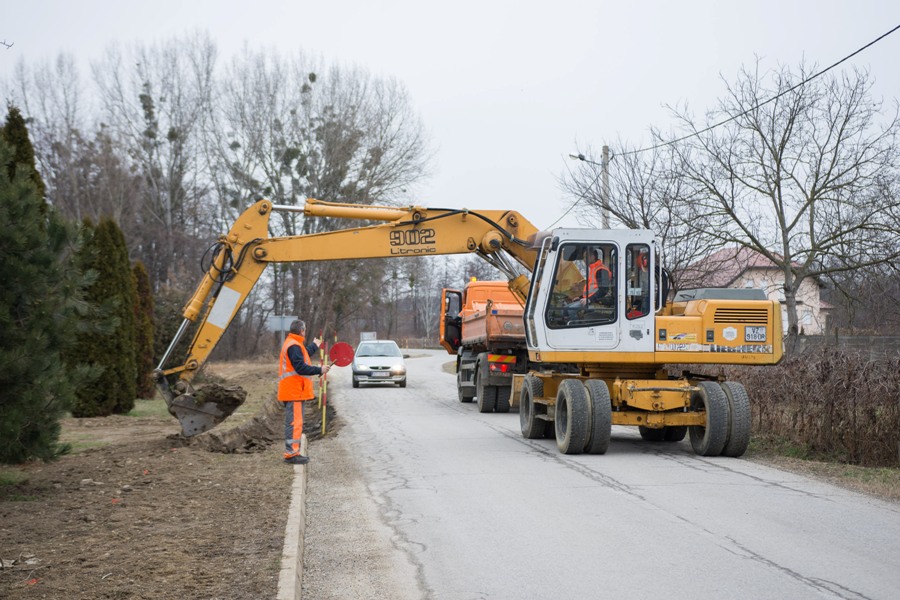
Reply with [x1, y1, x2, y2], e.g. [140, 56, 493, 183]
[440, 280, 529, 413]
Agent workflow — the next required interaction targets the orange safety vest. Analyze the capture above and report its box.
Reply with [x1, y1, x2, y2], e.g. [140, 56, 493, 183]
[586, 260, 612, 298]
[278, 333, 316, 401]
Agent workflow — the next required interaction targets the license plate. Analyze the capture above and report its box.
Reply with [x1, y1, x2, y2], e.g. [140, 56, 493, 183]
[745, 326, 767, 342]
[373, 371, 390, 378]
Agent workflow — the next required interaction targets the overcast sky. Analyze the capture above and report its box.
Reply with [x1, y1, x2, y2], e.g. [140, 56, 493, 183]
[2, 1, 899, 230]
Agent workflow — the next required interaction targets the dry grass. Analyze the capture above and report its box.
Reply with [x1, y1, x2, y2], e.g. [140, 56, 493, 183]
[749, 449, 900, 503]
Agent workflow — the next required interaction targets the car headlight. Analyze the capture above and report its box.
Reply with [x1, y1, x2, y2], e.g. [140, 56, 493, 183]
[390, 364, 405, 375]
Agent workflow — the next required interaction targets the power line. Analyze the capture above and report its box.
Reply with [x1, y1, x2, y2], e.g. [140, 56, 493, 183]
[548, 157, 603, 229]
[616, 23, 900, 157]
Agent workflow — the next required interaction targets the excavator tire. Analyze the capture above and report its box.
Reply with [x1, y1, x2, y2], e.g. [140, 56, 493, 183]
[719, 382, 751, 457]
[583, 379, 612, 454]
[520, 375, 547, 439]
[664, 426, 688, 442]
[639, 426, 666, 442]
[555, 379, 589, 455]
[689, 381, 729, 456]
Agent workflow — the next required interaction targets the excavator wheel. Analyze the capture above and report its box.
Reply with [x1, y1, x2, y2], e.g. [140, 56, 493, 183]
[664, 426, 688, 442]
[555, 379, 589, 455]
[583, 380, 612, 454]
[719, 382, 752, 457]
[689, 381, 729, 456]
[520, 375, 547, 439]
[638, 426, 666, 442]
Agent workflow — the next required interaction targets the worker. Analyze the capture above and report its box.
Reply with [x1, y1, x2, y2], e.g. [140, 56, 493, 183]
[279, 319, 330, 465]
[584, 248, 613, 305]
[628, 249, 651, 318]
[566, 248, 613, 318]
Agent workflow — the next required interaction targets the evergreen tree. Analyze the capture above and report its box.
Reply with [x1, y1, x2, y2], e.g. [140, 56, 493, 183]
[132, 261, 156, 399]
[0, 137, 86, 463]
[70, 219, 138, 416]
[68, 220, 114, 417]
[1, 104, 46, 202]
[102, 219, 137, 413]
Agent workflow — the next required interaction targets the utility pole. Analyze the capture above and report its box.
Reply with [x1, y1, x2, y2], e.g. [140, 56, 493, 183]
[601, 145, 610, 229]
[569, 146, 611, 228]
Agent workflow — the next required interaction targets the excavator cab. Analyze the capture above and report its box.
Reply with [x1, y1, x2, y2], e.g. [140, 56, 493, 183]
[524, 229, 659, 356]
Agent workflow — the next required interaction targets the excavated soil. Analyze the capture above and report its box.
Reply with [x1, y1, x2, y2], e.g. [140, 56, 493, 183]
[0, 359, 335, 599]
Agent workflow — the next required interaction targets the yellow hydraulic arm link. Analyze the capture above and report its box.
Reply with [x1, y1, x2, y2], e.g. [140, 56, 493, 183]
[154, 198, 540, 435]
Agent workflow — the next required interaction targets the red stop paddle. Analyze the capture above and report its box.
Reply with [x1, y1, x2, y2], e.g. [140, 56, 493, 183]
[329, 342, 355, 367]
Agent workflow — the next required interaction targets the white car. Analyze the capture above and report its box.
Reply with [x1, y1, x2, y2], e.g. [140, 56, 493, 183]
[351, 340, 407, 388]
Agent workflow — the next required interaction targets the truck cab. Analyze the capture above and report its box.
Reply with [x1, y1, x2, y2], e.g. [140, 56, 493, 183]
[440, 280, 528, 413]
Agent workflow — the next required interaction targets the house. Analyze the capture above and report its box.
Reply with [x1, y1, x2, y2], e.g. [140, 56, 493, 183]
[680, 247, 830, 335]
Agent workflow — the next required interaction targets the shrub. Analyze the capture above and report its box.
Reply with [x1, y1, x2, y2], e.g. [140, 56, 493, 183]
[725, 348, 900, 467]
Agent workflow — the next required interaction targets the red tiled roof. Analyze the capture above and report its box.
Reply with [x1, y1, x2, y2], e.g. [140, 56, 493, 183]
[681, 247, 782, 288]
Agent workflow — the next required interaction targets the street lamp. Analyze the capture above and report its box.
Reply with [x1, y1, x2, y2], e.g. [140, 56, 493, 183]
[569, 146, 610, 229]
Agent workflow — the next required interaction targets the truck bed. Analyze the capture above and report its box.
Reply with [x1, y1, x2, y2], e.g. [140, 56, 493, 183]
[460, 301, 525, 347]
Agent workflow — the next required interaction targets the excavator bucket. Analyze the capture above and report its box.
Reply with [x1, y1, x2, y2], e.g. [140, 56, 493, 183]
[155, 373, 246, 437]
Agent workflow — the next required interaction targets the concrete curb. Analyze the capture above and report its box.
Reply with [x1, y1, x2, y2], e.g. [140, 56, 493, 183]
[276, 434, 308, 600]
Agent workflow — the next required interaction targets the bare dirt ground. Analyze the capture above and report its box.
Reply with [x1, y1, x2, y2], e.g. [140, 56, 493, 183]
[2, 358, 896, 600]
[0, 358, 328, 600]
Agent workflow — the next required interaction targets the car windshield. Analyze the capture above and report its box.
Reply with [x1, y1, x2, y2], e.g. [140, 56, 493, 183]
[356, 342, 402, 357]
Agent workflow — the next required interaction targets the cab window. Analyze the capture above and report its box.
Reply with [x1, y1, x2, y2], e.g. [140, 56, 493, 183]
[546, 243, 617, 329]
[626, 244, 651, 319]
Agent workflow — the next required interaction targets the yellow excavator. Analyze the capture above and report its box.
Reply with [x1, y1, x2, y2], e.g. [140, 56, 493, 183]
[155, 198, 782, 457]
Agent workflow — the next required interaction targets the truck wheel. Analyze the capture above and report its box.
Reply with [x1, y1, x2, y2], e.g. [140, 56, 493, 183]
[639, 426, 666, 442]
[475, 355, 497, 413]
[495, 386, 512, 413]
[583, 380, 611, 454]
[555, 379, 589, 455]
[664, 426, 687, 442]
[457, 370, 474, 403]
[719, 382, 751, 457]
[520, 375, 546, 439]
[478, 384, 498, 413]
[689, 381, 728, 456]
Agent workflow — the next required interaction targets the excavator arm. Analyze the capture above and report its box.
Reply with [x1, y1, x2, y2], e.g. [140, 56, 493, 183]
[154, 198, 541, 435]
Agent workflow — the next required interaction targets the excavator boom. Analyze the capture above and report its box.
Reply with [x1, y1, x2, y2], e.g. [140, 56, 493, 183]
[154, 198, 541, 436]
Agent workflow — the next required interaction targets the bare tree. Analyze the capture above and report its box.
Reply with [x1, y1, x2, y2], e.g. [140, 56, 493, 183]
[7, 54, 147, 260]
[92, 32, 218, 289]
[562, 142, 727, 291]
[207, 47, 432, 335]
[667, 61, 900, 348]
[825, 262, 900, 334]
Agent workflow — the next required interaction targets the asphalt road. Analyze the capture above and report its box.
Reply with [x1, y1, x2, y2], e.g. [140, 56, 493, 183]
[302, 349, 900, 600]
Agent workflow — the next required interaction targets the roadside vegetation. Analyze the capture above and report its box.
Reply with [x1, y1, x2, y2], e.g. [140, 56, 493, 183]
[729, 348, 900, 468]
